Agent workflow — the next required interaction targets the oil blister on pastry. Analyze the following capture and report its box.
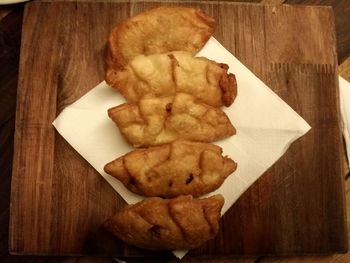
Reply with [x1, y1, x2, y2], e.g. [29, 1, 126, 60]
[107, 51, 237, 107]
[104, 195, 224, 250]
[104, 140, 237, 198]
[108, 93, 236, 147]
[106, 6, 215, 69]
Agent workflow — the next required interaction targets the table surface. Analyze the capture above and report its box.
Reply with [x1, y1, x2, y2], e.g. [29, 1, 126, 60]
[1, 0, 350, 262]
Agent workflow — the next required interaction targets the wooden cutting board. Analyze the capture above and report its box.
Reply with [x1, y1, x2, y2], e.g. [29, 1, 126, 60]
[9, 1, 348, 257]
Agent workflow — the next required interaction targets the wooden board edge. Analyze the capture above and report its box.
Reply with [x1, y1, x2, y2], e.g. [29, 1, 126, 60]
[332, 3, 349, 251]
[8, 1, 31, 254]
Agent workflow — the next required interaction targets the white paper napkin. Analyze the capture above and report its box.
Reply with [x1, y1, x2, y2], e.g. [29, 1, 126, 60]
[52, 37, 311, 259]
[339, 76, 350, 167]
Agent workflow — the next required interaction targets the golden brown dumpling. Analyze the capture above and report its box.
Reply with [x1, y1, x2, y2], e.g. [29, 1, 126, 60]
[104, 140, 236, 198]
[106, 7, 215, 70]
[104, 195, 224, 250]
[106, 51, 237, 107]
[108, 93, 235, 147]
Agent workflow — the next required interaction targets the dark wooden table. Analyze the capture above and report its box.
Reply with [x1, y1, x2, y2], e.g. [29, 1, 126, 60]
[1, 0, 350, 262]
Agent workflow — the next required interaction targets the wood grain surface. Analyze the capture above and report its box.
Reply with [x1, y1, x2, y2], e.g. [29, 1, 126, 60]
[284, 0, 350, 64]
[2, 0, 348, 261]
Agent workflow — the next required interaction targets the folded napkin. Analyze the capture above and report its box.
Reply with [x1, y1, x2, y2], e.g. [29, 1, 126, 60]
[52, 37, 311, 259]
[340, 76, 350, 167]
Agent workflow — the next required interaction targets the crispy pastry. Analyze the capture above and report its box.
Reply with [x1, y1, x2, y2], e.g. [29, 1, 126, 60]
[104, 194, 224, 250]
[106, 51, 237, 107]
[104, 140, 236, 198]
[108, 93, 235, 147]
[106, 7, 215, 70]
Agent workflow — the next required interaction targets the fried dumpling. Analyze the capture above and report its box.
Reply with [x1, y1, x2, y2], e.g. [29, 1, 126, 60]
[108, 93, 235, 147]
[106, 51, 237, 107]
[104, 195, 224, 250]
[104, 140, 236, 198]
[106, 7, 215, 70]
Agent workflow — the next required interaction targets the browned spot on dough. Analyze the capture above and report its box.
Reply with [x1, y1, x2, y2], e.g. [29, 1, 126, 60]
[186, 173, 194, 184]
[129, 177, 137, 185]
[166, 103, 172, 113]
[168, 53, 179, 84]
[149, 225, 161, 237]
